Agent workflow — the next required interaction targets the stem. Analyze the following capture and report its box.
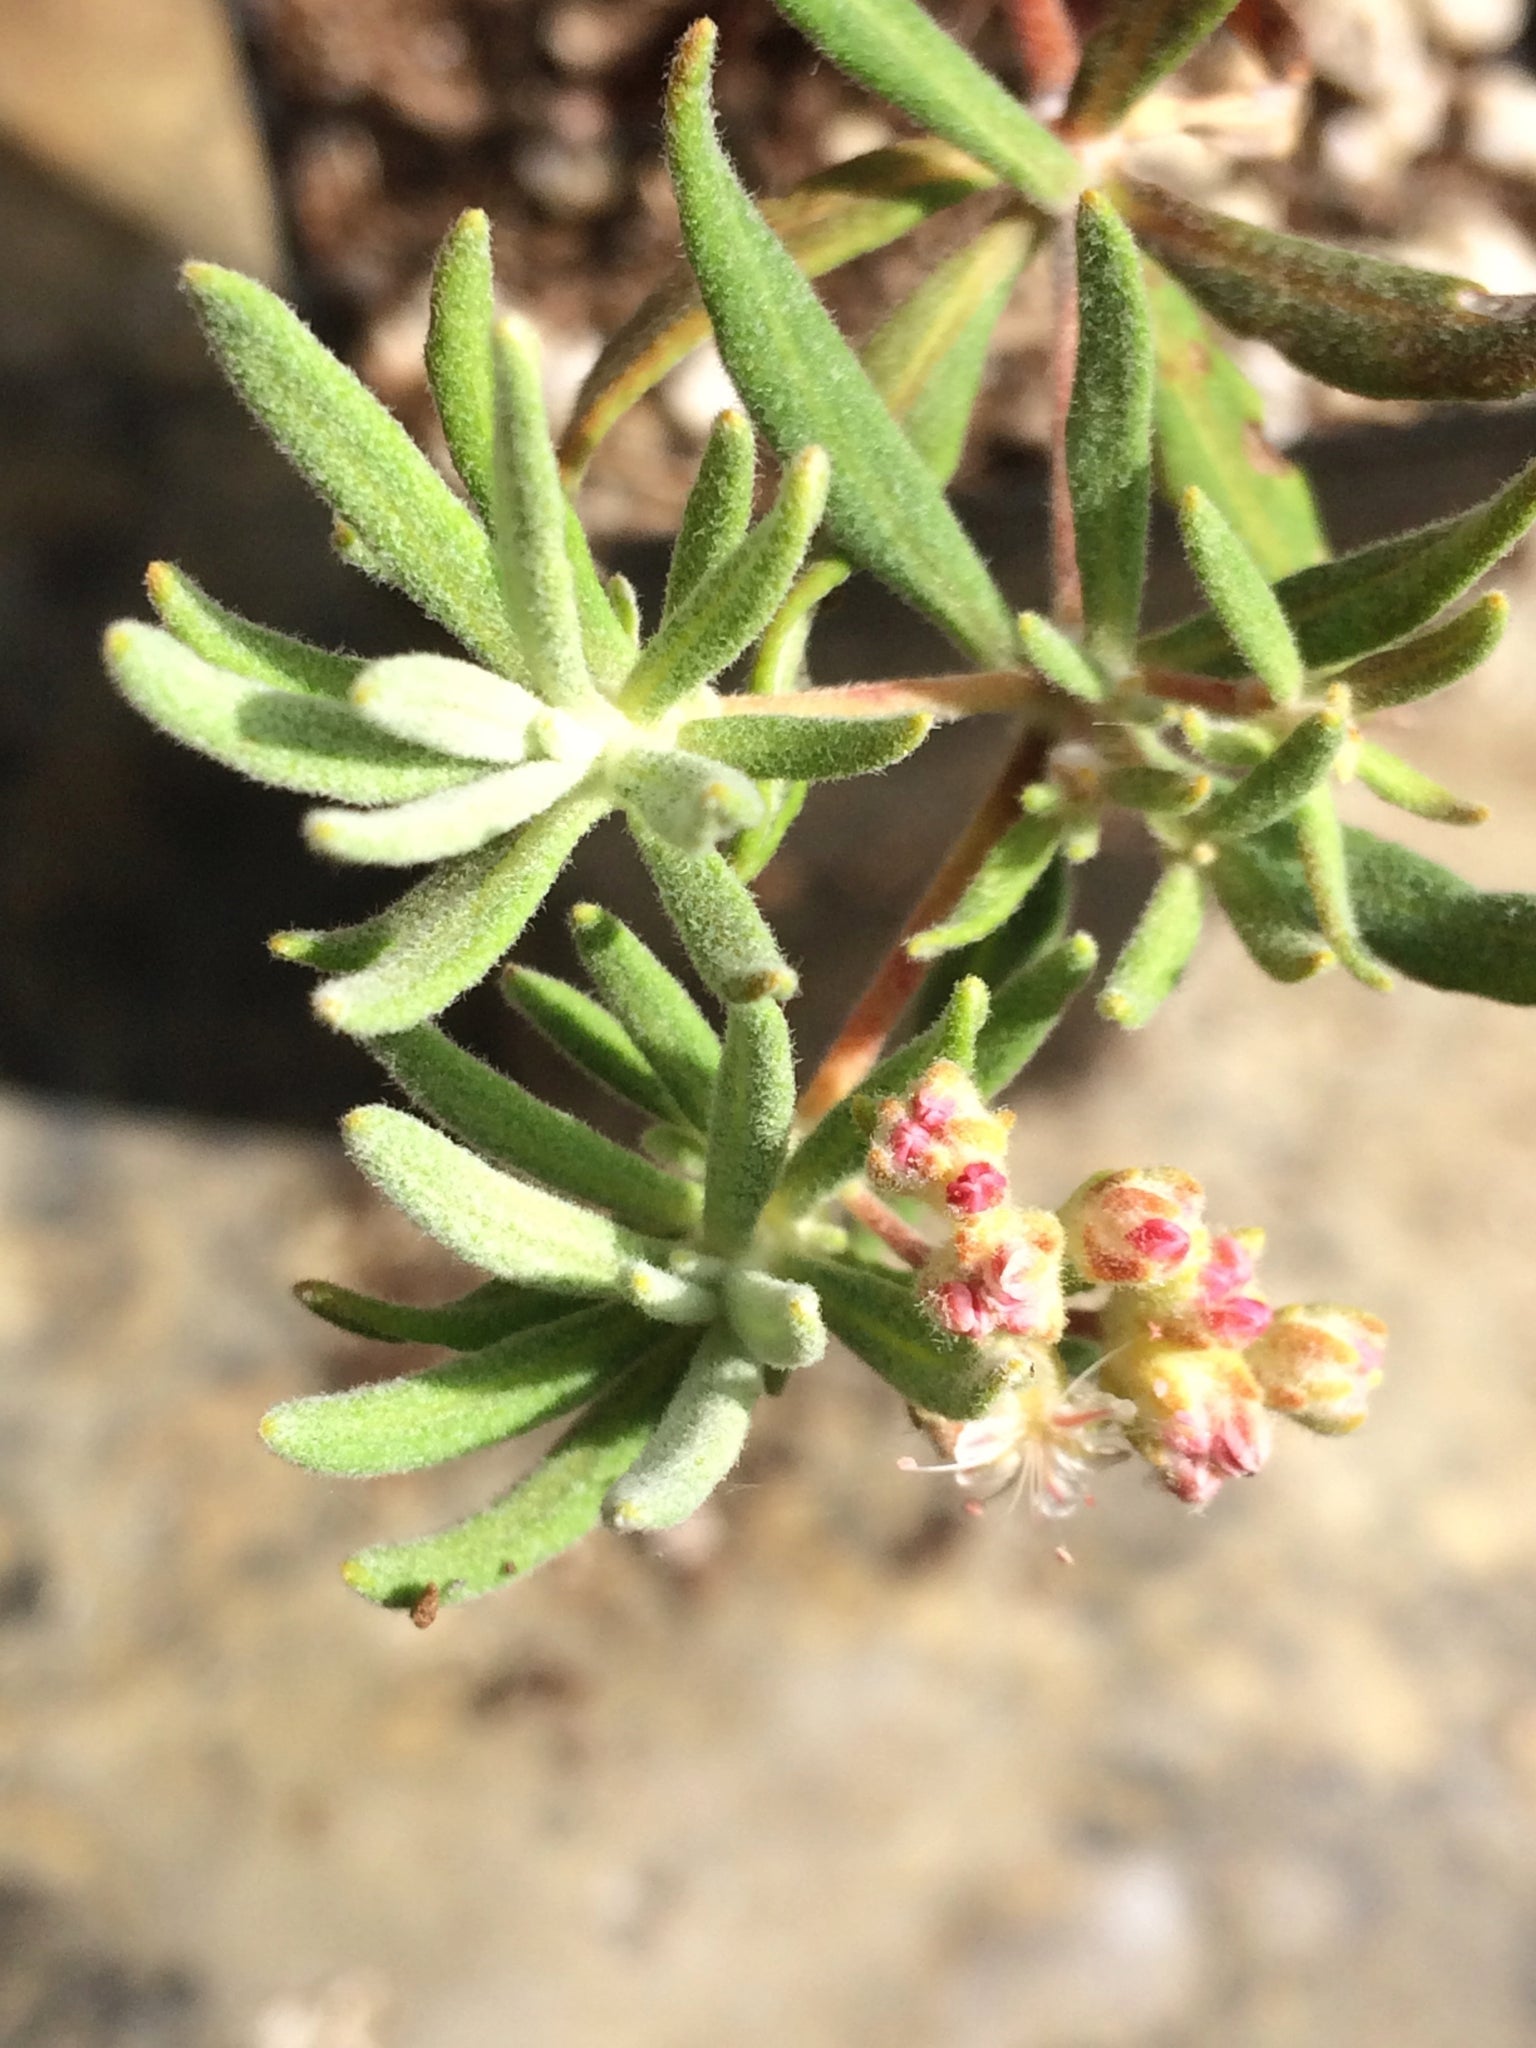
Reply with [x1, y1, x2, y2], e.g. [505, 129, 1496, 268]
[1141, 669, 1270, 716]
[1049, 230, 1082, 629]
[841, 1184, 930, 1269]
[796, 721, 1051, 1126]
[1005, 0, 1082, 109]
[717, 671, 1047, 722]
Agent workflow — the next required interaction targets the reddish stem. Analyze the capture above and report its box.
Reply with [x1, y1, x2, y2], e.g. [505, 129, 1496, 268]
[717, 671, 1045, 722]
[1005, 0, 1082, 107]
[841, 1184, 931, 1269]
[1140, 669, 1271, 715]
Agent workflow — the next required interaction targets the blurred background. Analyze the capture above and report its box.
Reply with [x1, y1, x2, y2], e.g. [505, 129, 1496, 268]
[4, 2, 1536, 2042]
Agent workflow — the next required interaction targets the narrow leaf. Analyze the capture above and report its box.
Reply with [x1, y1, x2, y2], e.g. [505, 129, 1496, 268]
[608, 572, 641, 647]
[678, 710, 929, 781]
[702, 999, 796, 1257]
[766, 0, 1079, 208]
[603, 1324, 761, 1531]
[1178, 485, 1304, 703]
[341, 1331, 691, 1607]
[426, 207, 497, 524]
[270, 913, 393, 975]
[634, 821, 798, 1006]
[1210, 841, 1335, 984]
[1100, 764, 1211, 814]
[972, 932, 1099, 1096]
[621, 446, 830, 719]
[1098, 864, 1204, 1028]
[1294, 792, 1392, 989]
[1145, 262, 1327, 582]
[1066, 2, 1242, 137]
[665, 24, 1018, 668]
[502, 963, 692, 1126]
[621, 1260, 720, 1325]
[1122, 177, 1536, 403]
[1141, 457, 1536, 677]
[1354, 740, 1488, 826]
[569, 903, 722, 1129]
[314, 789, 608, 1036]
[1017, 610, 1106, 703]
[1344, 594, 1508, 714]
[724, 1268, 826, 1370]
[1068, 191, 1155, 674]
[293, 1275, 572, 1349]
[789, 1257, 1006, 1420]
[616, 748, 766, 855]
[910, 855, 1071, 1034]
[907, 815, 1062, 961]
[181, 262, 520, 674]
[373, 1025, 702, 1236]
[103, 623, 480, 804]
[565, 505, 636, 693]
[304, 758, 588, 867]
[262, 1302, 652, 1475]
[1190, 696, 1347, 840]
[145, 561, 361, 698]
[349, 652, 557, 762]
[343, 1104, 671, 1294]
[664, 408, 756, 620]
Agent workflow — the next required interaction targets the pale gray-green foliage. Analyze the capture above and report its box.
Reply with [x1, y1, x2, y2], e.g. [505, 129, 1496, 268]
[348, 654, 556, 762]
[568, 904, 721, 1130]
[502, 965, 693, 1128]
[723, 1268, 825, 1369]
[677, 711, 929, 781]
[305, 758, 591, 866]
[1099, 861, 1204, 1028]
[636, 825, 797, 1006]
[617, 748, 766, 855]
[146, 563, 361, 698]
[602, 1325, 762, 1532]
[663, 407, 756, 619]
[1191, 704, 1346, 841]
[1178, 487, 1304, 704]
[702, 1000, 795, 1258]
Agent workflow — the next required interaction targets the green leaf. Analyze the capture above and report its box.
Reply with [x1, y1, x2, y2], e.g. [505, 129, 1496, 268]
[723, 1268, 826, 1370]
[664, 408, 756, 620]
[293, 1275, 573, 1349]
[145, 561, 361, 699]
[1353, 740, 1488, 826]
[1100, 764, 1211, 814]
[602, 1323, 761, 1531]
[1342, 828, 1536, 1000]
[1066, 2, 1241, 137]
[910, 854, 1071, 1034]
[1177, 485, 1304, 703]
[343, 1104, 671, 1294]
[1017, 610, 1106, 703]
[665, 23, 1018, 668]
[860, 217, 1038, 485]
[621, 446, 831, 719]
[1344, 594, 1508, 714]
[564, 504, 636, 693]
[373, 1025, 702, 1236]
[788, 1257, 1006, 1420]
[702, 999, 796, 1257]
[1141, 456, 1536, 677]
[1190, 697, 1347, 840]
[766, 0, 1079, 209]
[103, 623, 480, 804]
[341, 1330, 692, 1607]
[490, 316, 591, 709]
[620, 1259, 720, 1325]
[569, 902, 722, 1130]
[1294, 792, 1391, 989]
[1098, 863, 1204, 1027]
[1121, 177, 1536, 403]
[426, 207, 497, 525]
[314, 789, 609, 1036]
[304, 758, 590, 867]
[906, 815, 1062, 962]
[348, 653, 561, 762]
[181, 262, 520, 676]
[615, 748, 766, 855]
[270, 913, 394, 975]
[1145, 262, 1327, 583]
[1209, 840, 1335, 984]
[607, 572, 642, 648]
[1068, 191, 1155, 674]
[262, 1302, 652, 1475]
[502, 964, 692, 1127]
[677, 710, 929, 781]
[559, 139, 999, 481]
[972, 930, 1098, 1095]
[634, 822, 799, 1006]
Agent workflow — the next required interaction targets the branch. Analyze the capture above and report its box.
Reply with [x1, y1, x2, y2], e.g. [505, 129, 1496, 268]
[716, 670, 1047, 721]
[1005, 0, 1082, 110]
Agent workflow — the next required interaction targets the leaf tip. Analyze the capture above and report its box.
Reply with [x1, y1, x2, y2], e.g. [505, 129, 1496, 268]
[101, 622, 136, 664]
[144, 560, 172, 604]
[739, 965, 799, 1003]
[569, 900, 601, 932]
[313, 984, 350, 1028]
[1065, 930, 1099, 972]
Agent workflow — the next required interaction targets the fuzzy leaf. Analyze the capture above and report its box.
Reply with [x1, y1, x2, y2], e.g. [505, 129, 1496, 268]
[103, 623, 480, 804]
[1100, 764, 1211, 814]
[1342, 829, 1536, 999]
[1098, 863, 1204, 1028]
[1294, 793, 1391, 989]
[1141, 457, 1536, 677]
[910, 855, 1071, 1034]
[664, 409, 757, 620]
[293, 1275, 573, 1349]
[677, 710, 929, 781]
[1066, 2, 1242, 137]
[1068, 192, 1155, 674]
[1191, 697, 1347, 839]
[634, 824, 798, 1007]
[621, 447, 830, 718]
[1017, 610, 1106, 703]
[270, 914, 393, 974]
[348, 653, 559, 762]
[343, 1104, 671, 1294]
[906, 815, 1062, 961]
[373, 1025, 702, 1236]
[1122, 178, 1536, 402]
[1145, 263, 1327, 582]
[723, 1268, 826, 1370]
[569, 902, 723, 1129]
[665, 24, 1018, 668]
[502, 964, 692, 1127]
[621, 1260, 720, 1326]
[1177, 485, 1304, 703]
[616, 748, 766, 854]
[145, 562, 361, 699]
[341, 1331, 691, 1608]
[766, 0, 1078, 208]
[305, 758, 589, 867]
[262, 1302, 653, 1476]
[789, 1257, 1006, 1419]
[564, 506, 636, 693]
[1209, 841, 1335, 984]
[1353, 741, 1488, 826]
[426, 208, 497, 524]
[1344, 595, 1508, 714]
[314, 790, 609, 1036]
[181, 262, 520, 675]
[560, 140, 998, 481]
[701, 999, 796, 1258]
[602, 1324, 760, 1532]
[972, 930, 1098, 1096]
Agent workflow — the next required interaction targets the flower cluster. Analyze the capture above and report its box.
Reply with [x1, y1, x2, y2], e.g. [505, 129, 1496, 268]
[869, 1064, 1387, 1520]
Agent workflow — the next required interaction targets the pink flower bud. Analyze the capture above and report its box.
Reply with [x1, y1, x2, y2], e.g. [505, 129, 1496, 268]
[930, 1278, 993, 1338]
[1204, 1294, 1273, 1346]
[866, 1060, 1013, 1201]
[920, 1207, 1066, 1344]
[1099, 1337, 1274, 1508]
[1060, 1167, 1205, 1286]
[946, 1161, 1008, 1214]
[1246, 1304, 1386, 1434]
